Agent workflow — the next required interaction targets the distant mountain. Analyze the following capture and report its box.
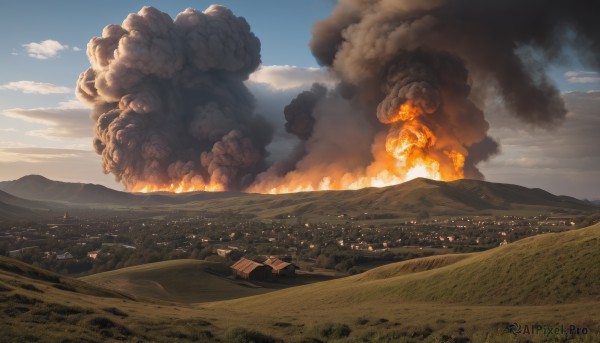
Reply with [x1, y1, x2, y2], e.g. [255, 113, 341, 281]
[0, 175, 244, 206]
[176, 177, 597, 218]
[0, 199, 35, 220]
[0, 175, 595, 217]
[0, 188, 57, 210]
[0, 189, 61, 220]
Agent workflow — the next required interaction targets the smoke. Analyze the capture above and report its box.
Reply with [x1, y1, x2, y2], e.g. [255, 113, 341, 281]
[80, 2, 600, 193]
[284, 83, 327, 140]
[77, 6, 271, 191]
[292, 0, 600, 182]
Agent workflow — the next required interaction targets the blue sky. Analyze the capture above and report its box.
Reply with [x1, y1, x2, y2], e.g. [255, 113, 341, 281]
[0, 1, 599, 199]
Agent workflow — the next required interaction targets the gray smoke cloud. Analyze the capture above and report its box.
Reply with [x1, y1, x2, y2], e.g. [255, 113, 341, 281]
[77, 6, 272, 190]
[302, 0, 600, 180]
[284, 83, 327, 140]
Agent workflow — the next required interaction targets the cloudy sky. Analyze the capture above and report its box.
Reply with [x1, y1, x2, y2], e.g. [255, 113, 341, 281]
[0, 1, 599, 199]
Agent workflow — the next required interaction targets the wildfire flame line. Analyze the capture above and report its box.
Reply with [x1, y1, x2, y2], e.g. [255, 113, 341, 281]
[133, 102, 465, 194]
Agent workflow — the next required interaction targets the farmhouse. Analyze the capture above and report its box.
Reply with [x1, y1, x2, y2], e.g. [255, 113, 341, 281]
[264, 257, 299, 276]
[231, 258, 272, 280]
[87, 250, 101, 260]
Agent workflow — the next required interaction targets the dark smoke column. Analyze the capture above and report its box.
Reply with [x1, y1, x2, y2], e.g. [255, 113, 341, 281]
[77, 6, 272, 191]
[307, 0, 600, 180]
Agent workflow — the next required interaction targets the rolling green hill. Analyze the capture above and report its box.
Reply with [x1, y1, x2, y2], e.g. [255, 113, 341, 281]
[1, 225, 600, 341]
[173, 177, 596, 219]
[1, 175, 594, 219]
[80, 259, 274, 303]
[220, 222, 600, 311]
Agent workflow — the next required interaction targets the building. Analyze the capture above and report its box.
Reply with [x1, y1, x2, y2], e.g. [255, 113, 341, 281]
[231, 258, 272, 280]
[87, 250, 101, 260]
[216, 248, 244, 260]
[264, 257, 299, 276]
[56, 252, 73, 260]
[8, 246, 40, 258]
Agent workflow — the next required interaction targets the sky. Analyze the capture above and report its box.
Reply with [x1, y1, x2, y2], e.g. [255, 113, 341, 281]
[0, 1, 599, 199]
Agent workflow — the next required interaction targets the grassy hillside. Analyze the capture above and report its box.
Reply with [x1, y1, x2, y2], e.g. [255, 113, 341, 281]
[1, 225, 600, 342]
[1, 175, 594, 219]
[171, 177, 595, 219]
[220, 222, 600, 310]
[81, 259, 275, 303]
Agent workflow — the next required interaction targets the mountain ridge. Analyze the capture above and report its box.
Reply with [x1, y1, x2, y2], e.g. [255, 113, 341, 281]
[0, 175, 595, 218]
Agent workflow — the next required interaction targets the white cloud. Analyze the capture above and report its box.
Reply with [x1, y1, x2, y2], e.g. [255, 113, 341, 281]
[0, 128, 17, 132]
[0, 81, 71, 94]
[2, 99, 92, 140]
[564, 70, 600, 84]
[72, 46, 81, 52]
[248, 65, 337, 90]
[22, 39, 67, 60]
[0, 147, 93, 163]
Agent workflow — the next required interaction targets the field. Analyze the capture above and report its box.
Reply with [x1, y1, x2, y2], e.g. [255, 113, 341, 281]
[0, 223, 599, 342]
[81, 259, 333, 303]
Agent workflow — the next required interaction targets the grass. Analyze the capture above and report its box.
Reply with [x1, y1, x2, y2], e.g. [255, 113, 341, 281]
[81, 259, 293, 303]
[0, 223, 599, 342]
[160, 178, 594, 220]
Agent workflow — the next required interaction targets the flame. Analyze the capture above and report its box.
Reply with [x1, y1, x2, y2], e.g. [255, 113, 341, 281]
[132, 102, 466, 194]
[132, 180, 224, 193]
[250, 102, 465, 194]
[390, 102, 423, 122]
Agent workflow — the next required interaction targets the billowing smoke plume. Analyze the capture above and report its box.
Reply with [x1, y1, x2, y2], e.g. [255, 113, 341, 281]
[80, 2, 600, 194]
[77, 6, 272, 191]
[263, 0, 600, 190]
[284, 83, 327, 140]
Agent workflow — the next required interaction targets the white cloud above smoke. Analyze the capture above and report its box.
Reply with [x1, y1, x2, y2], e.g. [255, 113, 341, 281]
[0, 81, 71, 94]
[248, 65, 336, 90]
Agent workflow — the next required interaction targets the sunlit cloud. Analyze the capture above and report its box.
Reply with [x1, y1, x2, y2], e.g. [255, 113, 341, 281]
[0, 147, 94, 163]
[2, 99, 92, 140]
[0, 81, 71, 94]
[22, 39, 67, 60]
[248, 65, 337, 90]
[565, 70, 600, 84]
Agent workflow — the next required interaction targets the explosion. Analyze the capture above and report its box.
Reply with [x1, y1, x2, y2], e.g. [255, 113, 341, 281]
[78, 2, 600, 194]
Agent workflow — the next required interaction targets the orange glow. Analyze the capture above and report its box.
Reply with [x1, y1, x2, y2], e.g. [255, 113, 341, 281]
[249, 102, 466, 194]
[132, 179, 224, 193]
[132, 102, 466, 194]
[389, 101, 423, 123]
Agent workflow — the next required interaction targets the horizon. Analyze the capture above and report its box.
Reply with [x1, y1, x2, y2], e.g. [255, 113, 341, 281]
[3, 173, 599, 202]
[0, 1, 599, 199]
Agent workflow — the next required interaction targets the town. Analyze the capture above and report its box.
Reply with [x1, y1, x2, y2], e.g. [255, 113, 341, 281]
[0, 209, 593, 278]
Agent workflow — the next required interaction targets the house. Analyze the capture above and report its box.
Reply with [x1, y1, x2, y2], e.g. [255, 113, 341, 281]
[8, 246, 40, 258]
[231, 258, 272, 280]
[87, 250, 101, 260]
[264, 257, 299, 276]
[217, 248, 244, 260]
[56, 252, 73, 260]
